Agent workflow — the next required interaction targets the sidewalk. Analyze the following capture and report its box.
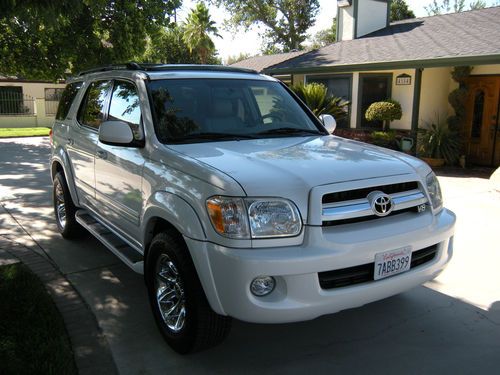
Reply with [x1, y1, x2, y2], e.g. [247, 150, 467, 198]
[0, 204, 118, 375]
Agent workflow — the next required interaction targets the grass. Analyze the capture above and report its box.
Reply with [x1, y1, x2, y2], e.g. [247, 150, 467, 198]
[0, 263, 77, 375]
[0, 127, 51, 138]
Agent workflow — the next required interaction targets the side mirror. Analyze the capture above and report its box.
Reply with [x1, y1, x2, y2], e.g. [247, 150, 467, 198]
[319, 114, 336, 134]
[99, 120, 134, 146]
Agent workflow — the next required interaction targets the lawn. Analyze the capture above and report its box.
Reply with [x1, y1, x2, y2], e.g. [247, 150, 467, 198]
[0, 263, 77, 375]
[0, 127, 51, 138]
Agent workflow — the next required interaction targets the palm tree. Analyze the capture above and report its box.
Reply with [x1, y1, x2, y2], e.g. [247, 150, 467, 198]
[183, 3, 220, 64]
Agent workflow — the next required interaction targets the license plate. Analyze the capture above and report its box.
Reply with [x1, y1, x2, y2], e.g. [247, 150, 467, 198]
[374, 247, 412, 280]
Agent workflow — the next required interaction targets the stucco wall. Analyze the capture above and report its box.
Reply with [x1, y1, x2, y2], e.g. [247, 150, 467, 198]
[419, 67, 453, 127]
[470, 64, 500, 75]
[292, 74, 306, 85]
[0, 81, 65, 128]
[0, 81, 65, 99]
[353, 69, 415, 130]
[357, 0, 388, 38]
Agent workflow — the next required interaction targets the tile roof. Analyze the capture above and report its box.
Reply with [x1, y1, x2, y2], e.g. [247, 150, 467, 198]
[266, 6, 500, 73]
[230, 50, 308, 73]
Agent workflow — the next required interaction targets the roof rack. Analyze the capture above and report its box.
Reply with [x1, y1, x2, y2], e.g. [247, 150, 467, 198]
[77, 62, 258, 77]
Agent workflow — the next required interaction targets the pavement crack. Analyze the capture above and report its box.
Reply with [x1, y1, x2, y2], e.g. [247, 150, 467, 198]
[63, 262, 123, 276]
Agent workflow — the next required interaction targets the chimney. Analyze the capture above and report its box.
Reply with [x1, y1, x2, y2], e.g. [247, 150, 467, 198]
[337, 0, 390, 41]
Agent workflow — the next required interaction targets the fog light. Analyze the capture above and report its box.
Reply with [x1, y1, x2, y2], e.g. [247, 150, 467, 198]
[250, 276, 275, 296]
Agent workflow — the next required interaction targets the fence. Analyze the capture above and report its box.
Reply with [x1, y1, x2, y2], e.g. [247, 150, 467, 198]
[0, 92, 35, 116]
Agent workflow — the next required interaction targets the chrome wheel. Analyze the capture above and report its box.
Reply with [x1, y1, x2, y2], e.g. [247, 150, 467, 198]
[155, 254, 186, 332]
[55, 181, 67, 228]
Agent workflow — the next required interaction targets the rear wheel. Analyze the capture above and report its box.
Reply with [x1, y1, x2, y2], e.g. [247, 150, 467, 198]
[53, 172, 83, 239]
[146, 231, 231, 354]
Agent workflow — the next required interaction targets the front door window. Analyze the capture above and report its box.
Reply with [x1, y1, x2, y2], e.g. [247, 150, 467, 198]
[359, 75, 392, 129]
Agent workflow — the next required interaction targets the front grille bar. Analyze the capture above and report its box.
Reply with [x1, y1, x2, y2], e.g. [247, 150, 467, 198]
[322, 189, 427, 222]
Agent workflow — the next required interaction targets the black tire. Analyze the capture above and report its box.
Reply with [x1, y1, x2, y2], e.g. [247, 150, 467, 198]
[53, 172, 83, 239]
[146, 231, 231, 354]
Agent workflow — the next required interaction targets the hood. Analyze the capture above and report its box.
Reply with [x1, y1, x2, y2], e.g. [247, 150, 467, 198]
[169, 136, 423, 218]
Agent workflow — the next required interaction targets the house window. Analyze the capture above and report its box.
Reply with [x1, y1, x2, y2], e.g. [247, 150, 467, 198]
[0, 86, 23, 115]
[45, 88, 65, 101]
[45, 88, 65, 116]
[471, 90, 484, 139]
[358, 74, 392, 129]
[307, 75, 352, 128]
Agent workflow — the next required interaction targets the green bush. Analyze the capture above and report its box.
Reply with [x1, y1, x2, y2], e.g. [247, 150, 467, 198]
[291, 83, 350, 120]
[418, 117, 462, 164]
[371, 130, 398, 149]
[365, 99, 402, 131]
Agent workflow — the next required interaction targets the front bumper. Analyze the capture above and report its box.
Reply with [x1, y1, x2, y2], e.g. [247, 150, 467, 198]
[185, 208, 455, 323]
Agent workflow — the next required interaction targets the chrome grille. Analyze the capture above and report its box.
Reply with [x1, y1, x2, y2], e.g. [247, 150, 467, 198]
[321, 181, 427, 225]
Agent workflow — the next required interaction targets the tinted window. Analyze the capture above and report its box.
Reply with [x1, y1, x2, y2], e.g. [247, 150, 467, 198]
[55, 82, 82, 120]
[108, 81, 142, 140]
[149, 79, 322, 143]
[77, 80, 112, 128]
[307, 75, 351, 128]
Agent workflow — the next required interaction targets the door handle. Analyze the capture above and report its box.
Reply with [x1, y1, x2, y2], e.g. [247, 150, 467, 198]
[67, 138, 74, 146]
[96, 150, 108, 159]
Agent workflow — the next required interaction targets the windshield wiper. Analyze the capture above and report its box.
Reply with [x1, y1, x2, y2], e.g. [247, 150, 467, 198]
[255, 127, 323, 137]
[172, 132, 258, 142]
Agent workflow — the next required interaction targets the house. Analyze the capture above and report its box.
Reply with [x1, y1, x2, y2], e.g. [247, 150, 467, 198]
[0, 76, 66, 128]
[233, 2, 500, 166]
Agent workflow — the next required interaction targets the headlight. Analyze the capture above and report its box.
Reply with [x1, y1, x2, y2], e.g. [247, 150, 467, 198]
[426, 172, 443, 212]
[206, 196, 249, 239]
[206, 196, 302, 239]
[247, 199, 301, 238]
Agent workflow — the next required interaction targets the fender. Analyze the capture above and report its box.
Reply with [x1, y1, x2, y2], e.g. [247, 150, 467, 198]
[142, 191, 206, 245]
[51, 147, 80, 207]
[142, 191, 228, 314]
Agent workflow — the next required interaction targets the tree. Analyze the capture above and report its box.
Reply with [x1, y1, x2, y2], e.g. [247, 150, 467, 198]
[0, 0, 180, 80]
[310, 20, 336, 49]
[365, 99, 402, 131]
[425, 0, 466, 15]
[183, 3, 221, 64]
[390, 0, 416, 21]
[208, 0, 320, 52]
[146, 26, 198, 64]
[226, 53, 252, 65]
[469, 0, 487, 9]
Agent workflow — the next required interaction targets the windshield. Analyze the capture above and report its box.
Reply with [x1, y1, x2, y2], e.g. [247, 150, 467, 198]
[148, 78, 325, 143]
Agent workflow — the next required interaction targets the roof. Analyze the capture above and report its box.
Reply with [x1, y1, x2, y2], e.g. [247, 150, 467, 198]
[230, 51, 308, 73]
[77, 63, 258, 76]
[266, 6, 500, 74]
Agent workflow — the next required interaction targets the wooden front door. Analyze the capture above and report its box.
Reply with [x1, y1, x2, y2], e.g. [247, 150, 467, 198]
[464, 76, 500, 166]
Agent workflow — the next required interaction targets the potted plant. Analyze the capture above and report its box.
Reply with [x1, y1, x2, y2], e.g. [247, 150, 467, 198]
[417, 118, 462, 167]
[365, 99, 402, 131]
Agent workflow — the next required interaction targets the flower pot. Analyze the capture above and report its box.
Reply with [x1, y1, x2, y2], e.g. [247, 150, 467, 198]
[420, 157, 445, 167]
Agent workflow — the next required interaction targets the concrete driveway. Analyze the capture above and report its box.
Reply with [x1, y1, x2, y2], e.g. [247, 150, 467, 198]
[1, 136, 499, 374]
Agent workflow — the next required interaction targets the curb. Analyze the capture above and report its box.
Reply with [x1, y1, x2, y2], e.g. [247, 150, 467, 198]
[0, 237, 118, 375]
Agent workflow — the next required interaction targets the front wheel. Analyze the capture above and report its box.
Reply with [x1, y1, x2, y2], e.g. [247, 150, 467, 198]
[53, 172, 83, 239]
[146, 231, 231, 354]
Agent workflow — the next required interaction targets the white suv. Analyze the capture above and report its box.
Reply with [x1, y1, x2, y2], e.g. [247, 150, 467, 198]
[50, 63, 455, 354]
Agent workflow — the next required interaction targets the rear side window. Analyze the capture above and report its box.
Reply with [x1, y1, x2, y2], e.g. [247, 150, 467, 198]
[77, 80, 113, 129]
[108, 80, 142, 140]
[55, 82, 82, 120]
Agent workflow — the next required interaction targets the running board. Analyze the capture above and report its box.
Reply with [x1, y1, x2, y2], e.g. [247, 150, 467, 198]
[75, 210, 144, 274]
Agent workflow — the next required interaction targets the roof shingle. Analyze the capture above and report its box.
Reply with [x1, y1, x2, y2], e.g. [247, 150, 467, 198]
[267, 7, 500, 73]
[230, 51, 308, 73]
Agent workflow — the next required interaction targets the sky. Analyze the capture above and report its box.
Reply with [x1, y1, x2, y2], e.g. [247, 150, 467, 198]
[176, 0, 499, 63]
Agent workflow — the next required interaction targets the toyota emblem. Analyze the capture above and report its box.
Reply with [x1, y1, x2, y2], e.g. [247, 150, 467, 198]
[368, 191, 394, 217]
